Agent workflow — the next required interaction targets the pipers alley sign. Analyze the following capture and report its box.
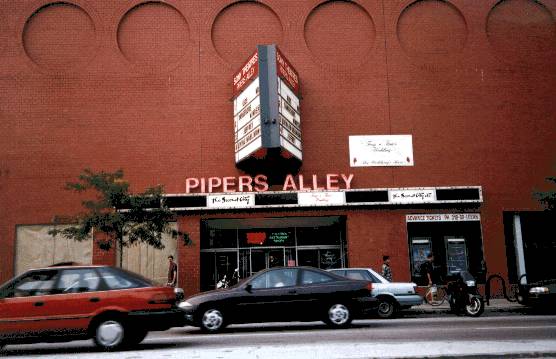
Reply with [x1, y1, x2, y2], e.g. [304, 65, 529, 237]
[233, 45, 302, 165]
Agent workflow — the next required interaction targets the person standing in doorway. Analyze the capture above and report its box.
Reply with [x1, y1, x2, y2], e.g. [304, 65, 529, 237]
[420, 253, 435, 286]
[381, 255, 393, 282]
[167, 255, 178, 287]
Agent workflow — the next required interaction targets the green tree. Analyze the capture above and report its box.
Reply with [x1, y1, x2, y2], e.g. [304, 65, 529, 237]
[533, 175, 556, 211]
[49, 169, 191, 266]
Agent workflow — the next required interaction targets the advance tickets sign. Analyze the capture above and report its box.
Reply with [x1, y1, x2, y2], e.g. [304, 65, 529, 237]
[349, 135, 414, 167]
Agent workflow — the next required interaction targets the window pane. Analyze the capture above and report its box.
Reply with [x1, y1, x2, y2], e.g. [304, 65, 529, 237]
[345, 271, 366, 281]
[238, 228, 295, 247]
[301, 270, 334, 285]
[56, 269, 100, 293]
[297, 226, 341, 246]
[98, 267, 151, 290]
[250, 273, 269, 289]
[202, 228, 237, 249]
[10, 270, 58, 297]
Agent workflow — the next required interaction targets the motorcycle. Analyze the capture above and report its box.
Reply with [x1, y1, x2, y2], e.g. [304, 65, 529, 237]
[216, 268, 239, 289]
[446, 271, 484, 317]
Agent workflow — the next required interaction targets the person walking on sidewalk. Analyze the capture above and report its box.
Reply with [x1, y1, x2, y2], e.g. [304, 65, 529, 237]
[167, 255, 178, 287]
[381, 255, 393, 282]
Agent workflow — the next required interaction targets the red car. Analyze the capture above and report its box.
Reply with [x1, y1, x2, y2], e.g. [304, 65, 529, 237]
[0, 264, 185, 350]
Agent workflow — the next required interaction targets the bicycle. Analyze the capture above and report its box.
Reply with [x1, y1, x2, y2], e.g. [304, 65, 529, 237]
[424, 284, 448, 306]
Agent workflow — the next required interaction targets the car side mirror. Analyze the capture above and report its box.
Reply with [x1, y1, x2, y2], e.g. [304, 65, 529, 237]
[245, 284, 252, 293]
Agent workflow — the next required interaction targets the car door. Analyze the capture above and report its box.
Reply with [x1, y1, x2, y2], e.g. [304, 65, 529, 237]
[295, 268, 343, 320]
[42, 268, 104, 333]
[238, 268, 299, 323]
[0, 269, 59, 338]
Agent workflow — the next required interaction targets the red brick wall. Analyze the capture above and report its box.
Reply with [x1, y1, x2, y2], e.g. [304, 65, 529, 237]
[1, 0, 555, 284]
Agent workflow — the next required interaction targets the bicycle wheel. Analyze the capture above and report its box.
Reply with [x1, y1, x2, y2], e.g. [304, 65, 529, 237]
[424, 286, 447, 306]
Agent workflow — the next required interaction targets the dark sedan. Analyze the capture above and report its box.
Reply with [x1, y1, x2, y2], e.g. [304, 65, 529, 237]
[518, 279, 556, 307]
[179, 266, 377, 332]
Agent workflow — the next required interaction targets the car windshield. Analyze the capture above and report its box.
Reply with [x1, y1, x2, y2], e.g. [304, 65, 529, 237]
[98, 267, 154, 289]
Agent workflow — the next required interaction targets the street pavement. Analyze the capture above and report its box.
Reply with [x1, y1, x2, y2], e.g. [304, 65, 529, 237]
[2, 300, 556, 359]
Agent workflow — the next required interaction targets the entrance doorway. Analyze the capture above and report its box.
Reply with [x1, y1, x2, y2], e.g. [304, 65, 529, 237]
[200, 216, 346, 291]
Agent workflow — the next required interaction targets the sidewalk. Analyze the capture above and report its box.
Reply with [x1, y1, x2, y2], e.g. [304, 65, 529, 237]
[410, 298, 527, 315]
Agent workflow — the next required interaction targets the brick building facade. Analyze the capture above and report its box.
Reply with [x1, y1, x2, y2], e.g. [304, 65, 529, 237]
[1, 0, 555, 296]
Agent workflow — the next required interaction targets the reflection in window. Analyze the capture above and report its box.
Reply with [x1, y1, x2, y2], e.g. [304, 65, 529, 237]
[98, 267, 151, 290]
[10, 270, 58, 297]
[250, 269, 298, 289]
[56, 269, 100, 293]
[301, 270, 334, 285]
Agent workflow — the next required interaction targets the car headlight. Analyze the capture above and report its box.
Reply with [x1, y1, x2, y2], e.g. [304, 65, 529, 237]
[178, 301, 194, 309]
[465, 280, 476, 287]
[529, 287, 549, 294]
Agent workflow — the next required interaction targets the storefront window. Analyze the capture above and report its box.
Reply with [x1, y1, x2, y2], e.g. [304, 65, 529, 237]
[200, 216, 346, 291]
[238, 228, 295, 247]
[201, 228, 237, 249]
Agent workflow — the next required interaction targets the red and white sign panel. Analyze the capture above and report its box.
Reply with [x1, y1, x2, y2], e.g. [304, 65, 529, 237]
[233, 51, 259, 97]
[276, 48, 299, 95]
[234, 78, 262, 162]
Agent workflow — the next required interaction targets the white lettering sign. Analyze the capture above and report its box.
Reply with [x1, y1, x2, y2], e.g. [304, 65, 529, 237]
[349, 135, 413, 167]
[234, 78, 262, 162]
[389, 189, 436, 203]
[207, 194, 255, 209]
[406, 213, 481, 222]
[278, 78, 302, 160]
[298, 191, 346, 206]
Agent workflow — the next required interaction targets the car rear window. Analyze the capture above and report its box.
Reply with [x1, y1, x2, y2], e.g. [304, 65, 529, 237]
[98, 267, 153, 290]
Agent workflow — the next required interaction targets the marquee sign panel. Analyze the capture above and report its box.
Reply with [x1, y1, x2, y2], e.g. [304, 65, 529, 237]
[232, 45, 302, 167]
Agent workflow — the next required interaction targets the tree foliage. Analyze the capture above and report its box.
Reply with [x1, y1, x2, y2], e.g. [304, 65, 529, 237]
[49, 169, 191, 252]
[533, 175, 556, 211]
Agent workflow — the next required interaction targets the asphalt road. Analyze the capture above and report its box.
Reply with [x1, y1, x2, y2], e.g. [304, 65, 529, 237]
[3, 314, 556, 358]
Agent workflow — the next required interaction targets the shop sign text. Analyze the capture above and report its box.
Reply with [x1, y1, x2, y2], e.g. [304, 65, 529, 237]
[406, 213, 481, 222]
[185, 173, 354, 194]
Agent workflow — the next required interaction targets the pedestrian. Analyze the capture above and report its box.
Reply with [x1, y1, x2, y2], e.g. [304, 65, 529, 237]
[167, 255, 178, 287]
[381, 255, 392, 281]
[419, 252, 435, 286]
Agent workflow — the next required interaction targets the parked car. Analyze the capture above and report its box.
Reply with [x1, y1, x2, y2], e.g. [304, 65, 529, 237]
[0, 264, 185, 351]
[517, 279, 556, 307]
[179, 266, 377, 332]
[328, 268, 422, 319]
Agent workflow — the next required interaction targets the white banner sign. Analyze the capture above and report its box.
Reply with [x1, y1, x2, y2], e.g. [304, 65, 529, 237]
[406, 213, 481, 222]
[349, 135, 413, 167]
[207, 194, 255, 209]
[389, 189, 435, 203]
[298, 191, 346, 206]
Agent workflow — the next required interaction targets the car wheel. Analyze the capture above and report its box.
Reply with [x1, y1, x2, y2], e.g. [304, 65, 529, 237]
[377, 297, 396, 319]
[325, 303, 352, 328]
[93, 318, 127, 351]
[200, 308, 225, 333]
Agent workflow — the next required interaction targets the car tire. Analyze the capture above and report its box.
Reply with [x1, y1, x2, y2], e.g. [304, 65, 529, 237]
[377, 297, 396, 319]
[200, 308, 225, 333]
[324, 303, 352, 328]
[92, 317, 127, 351]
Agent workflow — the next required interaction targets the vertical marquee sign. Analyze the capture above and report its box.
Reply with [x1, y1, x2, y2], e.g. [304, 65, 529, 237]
[232, 45, 302, 166]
